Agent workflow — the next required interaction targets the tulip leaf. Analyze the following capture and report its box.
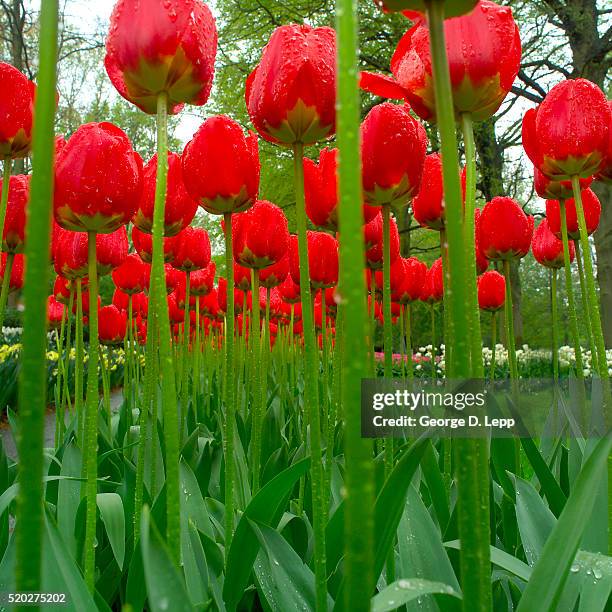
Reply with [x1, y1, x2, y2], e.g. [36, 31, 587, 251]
[223, 458, 311, 611]
[516, 433, 612, 611]
[371, 578, 461, 612]
[140, 506, 193, 612]
[96, 493, 125, 570]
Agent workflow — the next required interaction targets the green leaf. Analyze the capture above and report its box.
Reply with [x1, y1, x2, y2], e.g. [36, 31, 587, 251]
[250, 519, 332, 611]
[397, 484, 459, 611]
[516, 434, 612, 611]
[97, 493, 125, 570]
[512, 474, 556, 566]
[520, 436, 566, 517]
[333, 438, 428, 610]
[576, 550, 612, 612]
[223, 458, 311, 611]
[444, 541, 531, 582]
[57, 442, 83, 559]
[140, 506, 193, 612]
[371, 579, 461, 612]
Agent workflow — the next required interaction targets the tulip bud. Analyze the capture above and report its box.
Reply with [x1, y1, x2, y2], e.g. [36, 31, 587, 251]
[412, 153, 445, 230]
[532, 219, 574, 269]
[135, 152, 197, 236]
[105, 0, 217, 115]
[289, 232, 338, 289]
[361, 103, 427, 208]
[182, 115, 260, 215]
[1, 175, 29, 253]
[477, 197, 534, 261]
[99, 304, 127, 345]
[522, 79, 611, 180]
[232, 200, 289, 269]
[246, 24, 337, 145]
[477, 270, 505, 311]
[0, 62, 35, 160]
[171, 226, 211, 272]
[545, 189, 601, 241]
[54, 122, 143, 233]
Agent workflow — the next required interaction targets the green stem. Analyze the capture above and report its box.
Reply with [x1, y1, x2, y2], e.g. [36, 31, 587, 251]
[558, 201, 585, 382]
[460, 112, 483, 377]
[83, 231, 100, 592]
[151, 92, 180, 564]
[502, 261, 518, 381]
[180, 270, 191, 434]
[489, 311, 497, 384]
[75, 280, 84, 440]
[425, 2, 490, 610]
[250, 270, 262, 494]
[570, 177, 609, 384]
[293, 142, 326, 611]
[431, 304, 437, 380]
[0, 160, 13, 244]
[404, 304, 413, 380]
[574, 241, 598, 373]
[14, 2, 58, 600]
[440, 228, 452, 377]
[62, 288, 74, 416]
[382, 204, 393, 377]
[336, 0, 375, 605]
[551, 269, 559, 383]
[0, 252, 14, 334]
[223, 212, 236, 552]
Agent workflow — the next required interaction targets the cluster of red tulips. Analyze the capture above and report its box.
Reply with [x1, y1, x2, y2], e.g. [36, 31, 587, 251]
[1, 0, 611, 610]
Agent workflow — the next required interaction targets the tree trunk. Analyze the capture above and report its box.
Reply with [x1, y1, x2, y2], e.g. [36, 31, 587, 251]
[593, 181, 612, 347]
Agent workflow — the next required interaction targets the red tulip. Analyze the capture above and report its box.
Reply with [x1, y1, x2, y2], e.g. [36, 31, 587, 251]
[0, 62, 35, 160]
[73, 289, 100, 316]
[1, 174, 29, 253]
[182, 115, 260, 215]
[189, 261, 216, 296]
[596, 101, 612, 183]
[364, 212, 400, 270]
[375, 300, 402, 324]
[522, 79, 611, 179]
[278, 274, 301, 304]
[369, 257, 406, 298]
[167, 293, 185, 324]
[112, 288, 130, 311]
[412, 153, 445, 230]
[373, 0, 477, 17]
[393, 257, 427, 304]
[533, 167, 592, 201]
[363, 1, 520, 122]
[259, 256, 289, 289]
[104, 0, 217, 115]
[217, 277, 245, 314]
[532, 218, 574, 269]
[289, 232, 338, 289]
[361, 103, 427, 207]
[234, 262, 252, 292]
[420, 258, 443, 303]
[132, 225, 180, 263]
[245, 24, 337, 145]
[135, 152, 197, 236]
[47, 296, 65, 329]
[171, 226, 211, 272]
[54, 231, 88, 280]
[96, 226, 129, 275]
[141, 262, 180, 295]
[0, 253, 23, 291]
[199, 288, 220, 318]
[98, 305, 127, 345]
[112, 253, 146, 295]
[304, 147, 378, 231]
[477, 270, 505, 311]
[477, 197, 534, 261]
[54, 122, 143, 233]
[474, 208, 489, 274]
[545, 189, 601, 241]
[133, 292, 149, 319]
[232, 200, 289, 269]
[54, 276, 74, 304]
